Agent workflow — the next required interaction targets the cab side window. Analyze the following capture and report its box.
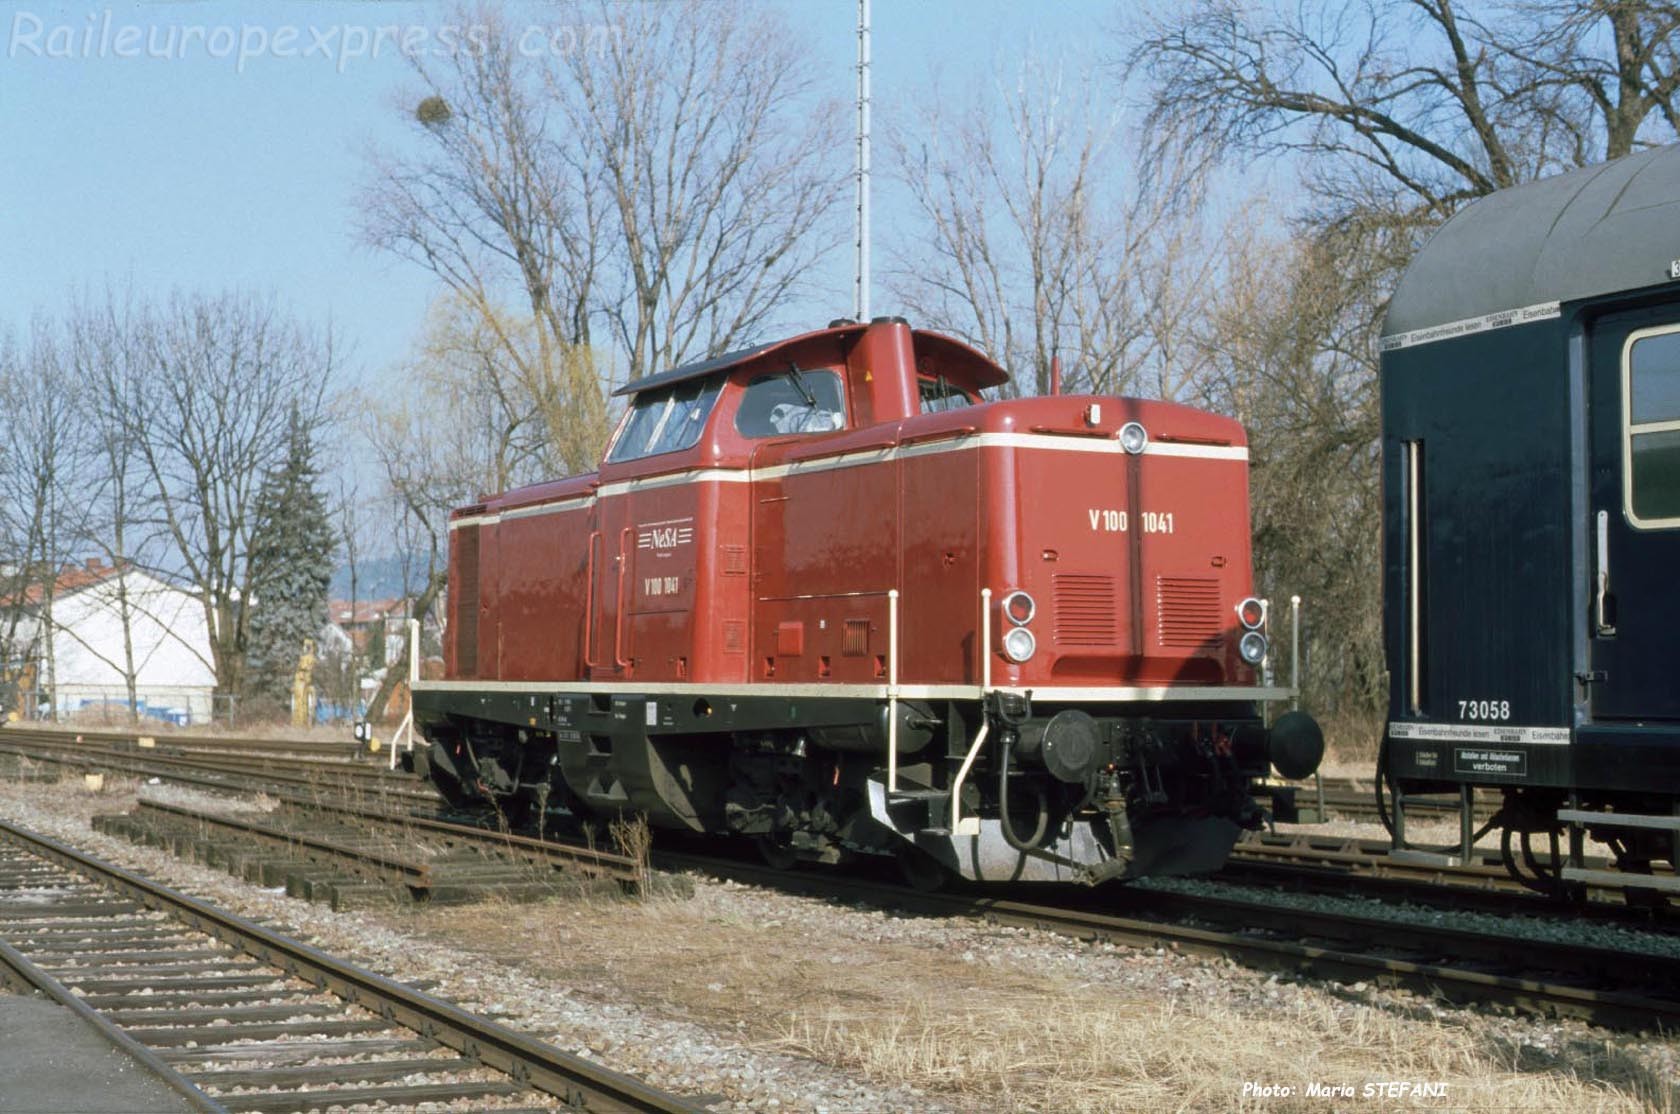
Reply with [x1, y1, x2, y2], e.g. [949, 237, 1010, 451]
[607, 376, 724, 464]
[919, 377, 975, 413]
[735, 369, 847, 437]
[1625, 327, 1680, 525]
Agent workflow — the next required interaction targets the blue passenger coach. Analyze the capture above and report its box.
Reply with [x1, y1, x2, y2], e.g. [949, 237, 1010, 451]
[1379, 144, 1680, 898]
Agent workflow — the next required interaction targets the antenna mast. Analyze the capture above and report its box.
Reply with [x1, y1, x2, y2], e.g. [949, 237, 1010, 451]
[854, 0, 871, 321]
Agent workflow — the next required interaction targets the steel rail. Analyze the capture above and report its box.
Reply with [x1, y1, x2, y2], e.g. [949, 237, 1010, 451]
[133, 799, 434, 890]
[0, 817, 700, 1113]
[0, 737, 437, 803]
[127, 795, 646, 892]
[2, 725, 366, 759]
[0, 934, 226, 1113]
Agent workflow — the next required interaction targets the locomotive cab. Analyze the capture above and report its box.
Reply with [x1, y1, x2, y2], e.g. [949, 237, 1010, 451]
[413, 316, 1320, 884]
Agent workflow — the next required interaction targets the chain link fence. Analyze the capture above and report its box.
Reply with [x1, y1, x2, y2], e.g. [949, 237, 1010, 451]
[6, 687, 236, 728]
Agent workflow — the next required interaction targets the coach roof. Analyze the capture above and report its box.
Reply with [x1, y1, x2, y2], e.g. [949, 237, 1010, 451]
[1383, 143, 1680, 340]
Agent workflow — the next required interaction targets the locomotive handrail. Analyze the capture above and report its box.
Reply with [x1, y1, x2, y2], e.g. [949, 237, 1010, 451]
[1025, 424, 1111, 438]
[947, 588, 993, 836]
[614, 527, 634, 670]
[583, 530, 602, 670]
[386, 619, 421, 771]
[887, 589, 900, 792]
[897, 425, 978, 447]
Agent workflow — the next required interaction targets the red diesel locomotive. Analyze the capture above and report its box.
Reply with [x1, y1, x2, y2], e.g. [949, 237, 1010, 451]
[410, 317, 1322, 885]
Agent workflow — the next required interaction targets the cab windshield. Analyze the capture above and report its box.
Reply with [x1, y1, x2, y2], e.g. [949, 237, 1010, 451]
[607, 376, 724, 463]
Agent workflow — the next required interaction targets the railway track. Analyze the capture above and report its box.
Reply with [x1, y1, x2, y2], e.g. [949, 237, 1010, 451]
[0, 817, 696, 1114]
[6, 722, 1673, 924]
[1259, 776, 1498, 825]
[93, 785, 1680, 1034]
[0, 729, 436, 806]
[1229, 829, 1679, 913]
[96, 796, 657, 909]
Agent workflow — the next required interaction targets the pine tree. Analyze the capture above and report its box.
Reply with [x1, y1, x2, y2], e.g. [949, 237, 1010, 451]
[245, 409, 337, 715]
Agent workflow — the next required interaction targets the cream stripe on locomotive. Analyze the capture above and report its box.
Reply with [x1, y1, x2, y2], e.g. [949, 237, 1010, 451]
[411, 678, 1293, 703]
[448, 432, 1248, 531]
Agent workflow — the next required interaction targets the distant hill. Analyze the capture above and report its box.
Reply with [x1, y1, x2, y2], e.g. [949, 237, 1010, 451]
[330, 554, 437, 601]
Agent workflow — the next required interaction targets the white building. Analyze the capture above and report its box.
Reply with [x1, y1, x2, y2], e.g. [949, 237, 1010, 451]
[20, 561, 217, 726]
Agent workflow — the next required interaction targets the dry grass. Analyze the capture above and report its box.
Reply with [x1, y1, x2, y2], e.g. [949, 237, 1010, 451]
[775, 993, 1663, 1114]
[414, 886, 1674, 1114]
[608, 812, 653, 892]
[1311, 706, 1386, 772]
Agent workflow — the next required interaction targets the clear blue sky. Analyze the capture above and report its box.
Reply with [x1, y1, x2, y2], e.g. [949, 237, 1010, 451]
[0, 0, 1110, 392]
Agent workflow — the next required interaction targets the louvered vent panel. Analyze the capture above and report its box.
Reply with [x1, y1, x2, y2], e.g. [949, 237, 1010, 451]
[1156, 576, 1221, 648]
[842, 619, 870, 656]
[1053, 574, 1118, 646]
[454, 525, 480, 677]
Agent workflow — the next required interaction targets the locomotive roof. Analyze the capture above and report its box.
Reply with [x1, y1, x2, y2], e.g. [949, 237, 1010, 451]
[612, 320, 1010, 396]
[1383, 143, 1680, 340]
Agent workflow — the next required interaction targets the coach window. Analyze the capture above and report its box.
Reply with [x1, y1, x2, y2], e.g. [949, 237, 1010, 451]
[1624, 325, 1680, 526]
[919, 377, 975, 413]
[735, 367, 847, 437]
[606, 376, 724, 464]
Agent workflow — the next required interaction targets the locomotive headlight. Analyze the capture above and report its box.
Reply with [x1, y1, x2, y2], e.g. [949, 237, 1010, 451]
[1118, 422, 1148, 454]
[1239, 630, 1268, 665]
[1002, 626, 1037, 663]
[1002, 590, 1036, 626]
[1236, 597, 1266, 630]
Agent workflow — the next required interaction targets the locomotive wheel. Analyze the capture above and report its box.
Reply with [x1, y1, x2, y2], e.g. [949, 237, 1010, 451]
[755, 836, 799, 871]
[895, 844, 951, 892]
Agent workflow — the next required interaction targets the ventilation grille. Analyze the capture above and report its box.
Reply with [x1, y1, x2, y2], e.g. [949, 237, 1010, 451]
[454, 525, 480, 676]
[1156, 576, 1221, 648]
[842, 619, 870, 656]
[1053, 574, 1118, 646]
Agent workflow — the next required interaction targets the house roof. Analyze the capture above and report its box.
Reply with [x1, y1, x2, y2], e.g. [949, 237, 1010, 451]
[330, 598, 409, 625]
[0, 559, 125, 608]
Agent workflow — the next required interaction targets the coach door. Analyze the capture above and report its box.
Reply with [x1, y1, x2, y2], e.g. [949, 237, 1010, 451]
[1588, 306, 1680, 720]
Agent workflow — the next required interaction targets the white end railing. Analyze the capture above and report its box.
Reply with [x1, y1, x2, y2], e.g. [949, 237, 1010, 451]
[947, 587, 992, 836]
[386, 618, 420, 771]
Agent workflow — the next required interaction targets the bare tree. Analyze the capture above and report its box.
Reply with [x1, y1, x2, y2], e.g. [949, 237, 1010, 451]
[889, 52, 1210, 398]
[1131, 0, 1680, 225]
[361, 0, 845, 474]
[1191, 215, 1395, 718]
[64, 287, 155, 722]
[130, 291, 337, 710]
[0, 319, 89, 721]
[361, 6, 610, 475]
[562, 0, 844, 383]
